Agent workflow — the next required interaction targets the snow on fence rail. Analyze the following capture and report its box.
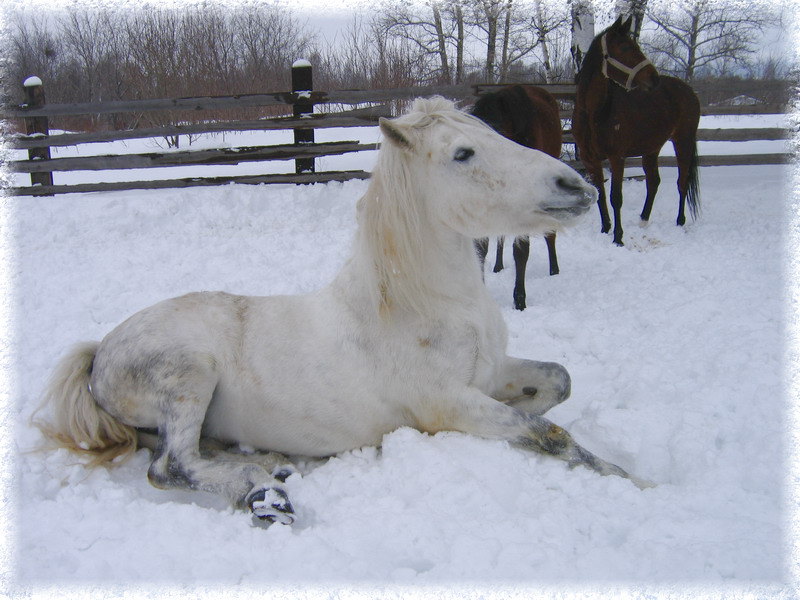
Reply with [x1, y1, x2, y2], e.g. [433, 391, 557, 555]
[1, 63, 790, 197]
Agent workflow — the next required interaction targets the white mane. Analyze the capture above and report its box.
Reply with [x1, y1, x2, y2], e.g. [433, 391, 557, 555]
[356, 97, 491, 320]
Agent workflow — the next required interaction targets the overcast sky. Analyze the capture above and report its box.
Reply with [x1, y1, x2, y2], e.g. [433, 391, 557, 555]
[295, 0, 788, 64]
[1, 0, 790, 66]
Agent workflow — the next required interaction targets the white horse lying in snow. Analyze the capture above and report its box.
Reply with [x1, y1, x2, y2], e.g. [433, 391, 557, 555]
[39, 97, 648, 526]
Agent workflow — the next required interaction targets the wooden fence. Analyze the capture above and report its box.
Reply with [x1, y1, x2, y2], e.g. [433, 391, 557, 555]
[1, 64, 790, 197]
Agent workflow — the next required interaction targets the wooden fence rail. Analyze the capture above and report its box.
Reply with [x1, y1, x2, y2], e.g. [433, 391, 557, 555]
[6, 107, 392, 150]
[1, 64, 790, 197]
[10, 142, 376, 173]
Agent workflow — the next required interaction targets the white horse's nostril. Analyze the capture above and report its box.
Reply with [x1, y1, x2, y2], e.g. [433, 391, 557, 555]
[555, 176, 586, 194]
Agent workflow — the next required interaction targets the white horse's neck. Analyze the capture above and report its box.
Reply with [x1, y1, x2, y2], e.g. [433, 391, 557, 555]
[339, 164, 489, 323]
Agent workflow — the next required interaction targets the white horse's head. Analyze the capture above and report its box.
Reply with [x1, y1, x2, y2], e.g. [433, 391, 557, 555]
[356, 97, 597, 319]
[376, 96, 596, 239]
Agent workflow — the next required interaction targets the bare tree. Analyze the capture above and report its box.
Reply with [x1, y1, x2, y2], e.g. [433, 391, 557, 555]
[179, 6, 238, 94]
[6, 12, 63, 98]
[379, 0, 467, 84]
[497, 0, 538, 81]
[96, 12, 132, 102]
[444, 0, 467, 82]
[529, 0, 570, 82]
[124, 10, 182, 99]
[644, 0, 779, 81]
[431, 2, 452, 82]
[59, 10, 97, 101]
[472, 0, 554, 82]
[615, 0, 648, 39]
[470, 0, 505, 81]
[569, 0, 595, 72]
[231, 4, 316, 93]
[318, 14, 427, 91]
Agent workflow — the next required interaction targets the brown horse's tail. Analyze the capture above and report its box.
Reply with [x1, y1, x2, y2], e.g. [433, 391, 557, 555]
[33, 342, 138, 466]
[686, 140, 701, 221]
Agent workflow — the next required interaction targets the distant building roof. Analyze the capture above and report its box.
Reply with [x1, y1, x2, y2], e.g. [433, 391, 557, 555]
[712, 94, 763, 107]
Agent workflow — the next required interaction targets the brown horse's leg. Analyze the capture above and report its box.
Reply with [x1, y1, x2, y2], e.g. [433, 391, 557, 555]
[674, 146, 689, 226]
[640, 153, 661, 222]
[672, 136, 700, 226]
[512, 236, 530, 310]
[585, 161, 610, 234]
[494, 236, 505, 272]
[545, 232, 559, 276]
[609, 156, 626, 246]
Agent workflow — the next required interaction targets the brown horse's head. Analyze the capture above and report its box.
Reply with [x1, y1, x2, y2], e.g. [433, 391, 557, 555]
[601, 16, 660, 92]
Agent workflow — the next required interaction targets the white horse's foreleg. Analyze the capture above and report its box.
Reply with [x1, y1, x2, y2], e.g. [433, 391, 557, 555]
[140, 432, 295, 480]
[491, 358, 571, 416]
[146, 392, 295, 525]
[199, 442, 296, 483]
[422, 389, 651, 489]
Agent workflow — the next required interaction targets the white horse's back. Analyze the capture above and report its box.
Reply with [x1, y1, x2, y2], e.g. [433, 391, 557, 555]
[38, 97, 649, 527]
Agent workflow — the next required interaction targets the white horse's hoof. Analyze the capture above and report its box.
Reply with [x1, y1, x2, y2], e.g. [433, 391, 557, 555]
[631, 475, 657, 490]
[247, 487, 295, 525]
[271, 466, 295, 483]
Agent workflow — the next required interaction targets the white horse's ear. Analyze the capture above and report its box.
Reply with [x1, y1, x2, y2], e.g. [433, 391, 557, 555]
[379, 118, 413, 151]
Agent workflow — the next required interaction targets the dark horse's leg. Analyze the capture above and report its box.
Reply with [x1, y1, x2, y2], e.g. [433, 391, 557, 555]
[512, 236, 530, 311]
[544, 232, 559, 276]
[609, 156, 626, 246]
[585, 161, 611, 235]
[640, 152, 661, 222]
[475, 238, 489, 281]
[672, 136, 700, 226]
[494, 236, 505, 272]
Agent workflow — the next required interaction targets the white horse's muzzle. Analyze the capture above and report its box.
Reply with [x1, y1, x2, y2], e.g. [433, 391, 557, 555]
[541, 175, 597, 218]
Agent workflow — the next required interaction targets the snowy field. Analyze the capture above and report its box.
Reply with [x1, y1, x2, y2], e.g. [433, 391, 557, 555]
[2, 112, 798, 599]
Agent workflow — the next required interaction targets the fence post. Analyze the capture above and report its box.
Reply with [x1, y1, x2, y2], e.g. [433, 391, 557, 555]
[292, 59, 315, 176]
[22, 76, 54, 192]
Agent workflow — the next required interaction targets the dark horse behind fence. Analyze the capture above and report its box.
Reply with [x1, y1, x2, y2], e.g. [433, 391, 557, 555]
[470, 85, 564, 310]
[572, 16, 700, 246]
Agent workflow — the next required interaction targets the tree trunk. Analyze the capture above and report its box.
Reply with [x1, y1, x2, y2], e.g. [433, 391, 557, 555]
[570, 0, 595, 73]
[500, 0, 512, 81]
[455, 2, 465, 82]
[535, 0, 554, 82]
[686, 11, 699, 81]
[432, 3, 452, 84]
[616, 0, 648, 40]
[484, 2, 499, 82]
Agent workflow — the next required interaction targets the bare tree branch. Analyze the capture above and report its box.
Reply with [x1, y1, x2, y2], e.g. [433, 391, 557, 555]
[643, 0, 778, 81]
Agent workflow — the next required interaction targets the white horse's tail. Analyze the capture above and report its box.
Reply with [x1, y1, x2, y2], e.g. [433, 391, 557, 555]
[34, 342, 137, 466]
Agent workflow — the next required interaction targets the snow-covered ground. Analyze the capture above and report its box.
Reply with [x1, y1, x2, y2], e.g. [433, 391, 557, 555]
[2, 113, 797, 599]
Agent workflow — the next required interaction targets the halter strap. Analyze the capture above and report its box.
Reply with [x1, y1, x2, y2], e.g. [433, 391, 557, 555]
[600, 33, 652, 91]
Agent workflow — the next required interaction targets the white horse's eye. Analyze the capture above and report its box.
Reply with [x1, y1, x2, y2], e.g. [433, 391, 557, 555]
[453, 147, 475, 162]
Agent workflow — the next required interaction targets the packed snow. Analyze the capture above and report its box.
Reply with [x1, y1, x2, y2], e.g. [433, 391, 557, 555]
[2, 112, 797, 599]
[21, 76, 42, 89]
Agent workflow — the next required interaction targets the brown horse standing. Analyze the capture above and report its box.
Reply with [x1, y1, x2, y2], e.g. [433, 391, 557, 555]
[572, 16, 700, 246]
[471, 85, 563, 310]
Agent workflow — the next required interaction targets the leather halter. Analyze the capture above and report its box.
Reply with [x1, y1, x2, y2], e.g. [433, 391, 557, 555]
[600, 33, 652, 91]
